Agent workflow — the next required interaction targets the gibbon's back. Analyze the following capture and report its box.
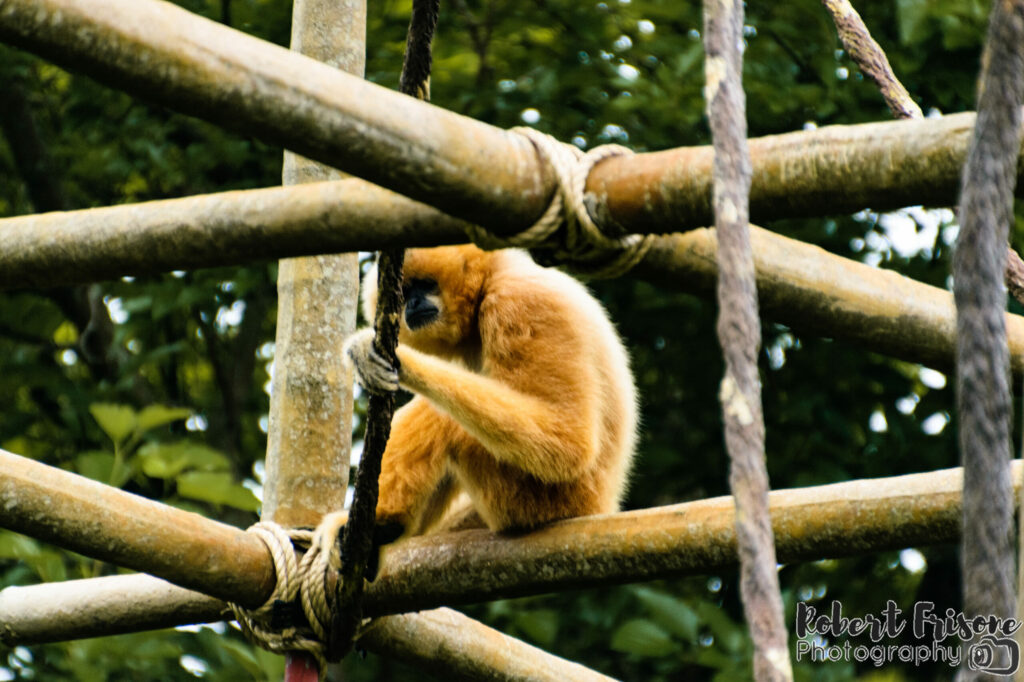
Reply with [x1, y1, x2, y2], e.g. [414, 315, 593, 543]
[487, 248, 639, 513]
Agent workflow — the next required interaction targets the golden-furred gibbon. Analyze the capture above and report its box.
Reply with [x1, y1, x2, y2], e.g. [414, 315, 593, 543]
[344, 244, 638, 537]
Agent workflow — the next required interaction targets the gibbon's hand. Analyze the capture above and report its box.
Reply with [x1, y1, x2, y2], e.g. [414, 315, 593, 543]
[344, 328, 399, 394]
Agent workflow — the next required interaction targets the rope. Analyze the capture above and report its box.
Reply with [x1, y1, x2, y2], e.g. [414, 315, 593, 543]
[228, 515, 365, 680]
[465, 127, 654, 279]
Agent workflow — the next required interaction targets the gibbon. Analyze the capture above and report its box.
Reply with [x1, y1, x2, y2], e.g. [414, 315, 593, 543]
[344, 245, 638, 537]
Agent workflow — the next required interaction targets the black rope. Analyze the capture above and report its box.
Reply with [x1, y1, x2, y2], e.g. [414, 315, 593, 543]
[328, 0, 440, 660]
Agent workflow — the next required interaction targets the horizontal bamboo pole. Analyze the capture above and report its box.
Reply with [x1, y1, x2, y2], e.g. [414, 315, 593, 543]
[0, 1, 1021, 249]
[2, 463, 1014, 644]
[0, 578, 607, 681]
[0, 448, 274, 607]
[0, 111, 1016, 291]
[0, 180, 468, 289]
[366, 462, 1004, 614]
[632, 227, 1024, 376]
[587, 112, 993, 235]
[0, 573, 230, 643]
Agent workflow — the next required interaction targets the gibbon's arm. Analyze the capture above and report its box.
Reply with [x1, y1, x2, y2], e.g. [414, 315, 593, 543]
[345, 325, 598, 484]
[395, 342, 599, 484]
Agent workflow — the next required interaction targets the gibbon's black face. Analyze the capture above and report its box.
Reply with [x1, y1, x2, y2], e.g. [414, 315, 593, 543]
[403, 277, 441, 330]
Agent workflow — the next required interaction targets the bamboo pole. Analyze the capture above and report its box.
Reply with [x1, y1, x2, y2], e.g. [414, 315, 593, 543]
[3, 199, 1024, 379]
[631, 227, 1024, 376]
[0, 447, 273, 607]
[0, 0, 549, 232]
[0, 573, 231, 643]
[2, 461, 1015, 645]
[260, 0, 364, 676]
[587, 112, 989, 235]
[359, 609, 615, 682]
[0, 180, 468, 289]
[0, 110, 1013, 292]
[262, 0, 362, 533]
[0, 578, 610, 682]
[0, 1, 1019, 244]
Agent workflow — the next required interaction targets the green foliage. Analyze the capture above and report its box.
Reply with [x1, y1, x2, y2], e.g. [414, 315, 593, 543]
[0, 0, 1006, 680]
[611, 619, 678, 657]
[176, 471, 260, 512]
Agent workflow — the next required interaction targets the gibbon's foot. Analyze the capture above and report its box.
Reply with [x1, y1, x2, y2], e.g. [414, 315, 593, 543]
[365, 521, 405, 580]
[271, 518, 407, 628]
[344, 328, 399, 394]
[335, 519, 406, 582]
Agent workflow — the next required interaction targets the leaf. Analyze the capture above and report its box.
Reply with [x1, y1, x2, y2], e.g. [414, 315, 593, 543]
[216, 638, 262, 678]
[139, 441, 230, 479]
[0, 530, 41, 559]
[4, 294, 65, 339]
[52, 320, 79, 346]
[89, 403, 137, 446]
[0, 533, 67, 581]
[177, 471, 260, 511]
[695, 601, 747, 654]
[75, 450, 116, 482]
[610, 619, 676, 657]
[633, 586, 700, 642]
[514, 609, 559, 647]
[136, 405, 191, 433]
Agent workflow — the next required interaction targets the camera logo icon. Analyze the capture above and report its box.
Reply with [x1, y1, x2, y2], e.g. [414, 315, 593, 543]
[968, 635, 1020, 675]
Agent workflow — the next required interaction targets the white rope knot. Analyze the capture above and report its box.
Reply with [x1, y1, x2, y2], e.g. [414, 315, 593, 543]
[228, 513, 361, 680]
[465, 127, 653, 278]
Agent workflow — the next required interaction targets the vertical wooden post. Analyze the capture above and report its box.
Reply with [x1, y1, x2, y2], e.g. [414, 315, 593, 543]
[264, 0, 365, 531]
[263, 1, 365, 677]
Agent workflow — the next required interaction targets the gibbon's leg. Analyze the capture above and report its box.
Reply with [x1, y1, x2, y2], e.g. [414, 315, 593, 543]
[408, 473, 461, 535]
[431, 493, 487, 533]
[375, 396, 460, 535]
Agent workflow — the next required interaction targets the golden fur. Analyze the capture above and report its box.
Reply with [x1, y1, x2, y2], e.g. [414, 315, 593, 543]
[355, 244, 638, 534]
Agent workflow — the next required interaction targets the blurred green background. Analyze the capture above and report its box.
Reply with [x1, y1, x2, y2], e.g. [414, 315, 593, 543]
[0, 0, 1014, 679]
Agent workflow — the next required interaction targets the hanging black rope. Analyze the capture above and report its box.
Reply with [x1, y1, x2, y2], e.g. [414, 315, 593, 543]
[953, 1, 1023, 678]
[329, 0, 440, 659]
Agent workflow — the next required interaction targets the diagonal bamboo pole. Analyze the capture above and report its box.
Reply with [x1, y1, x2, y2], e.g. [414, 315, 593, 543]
[0, 447, 274, 607]
[0, 578, 611, 682]
[2, 454, 1018, 645]
[0, 0, 548, 233]
[359, 609, 615, 682]
[636, 227, 1024, 376]
[0, 1, 1019, 244]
